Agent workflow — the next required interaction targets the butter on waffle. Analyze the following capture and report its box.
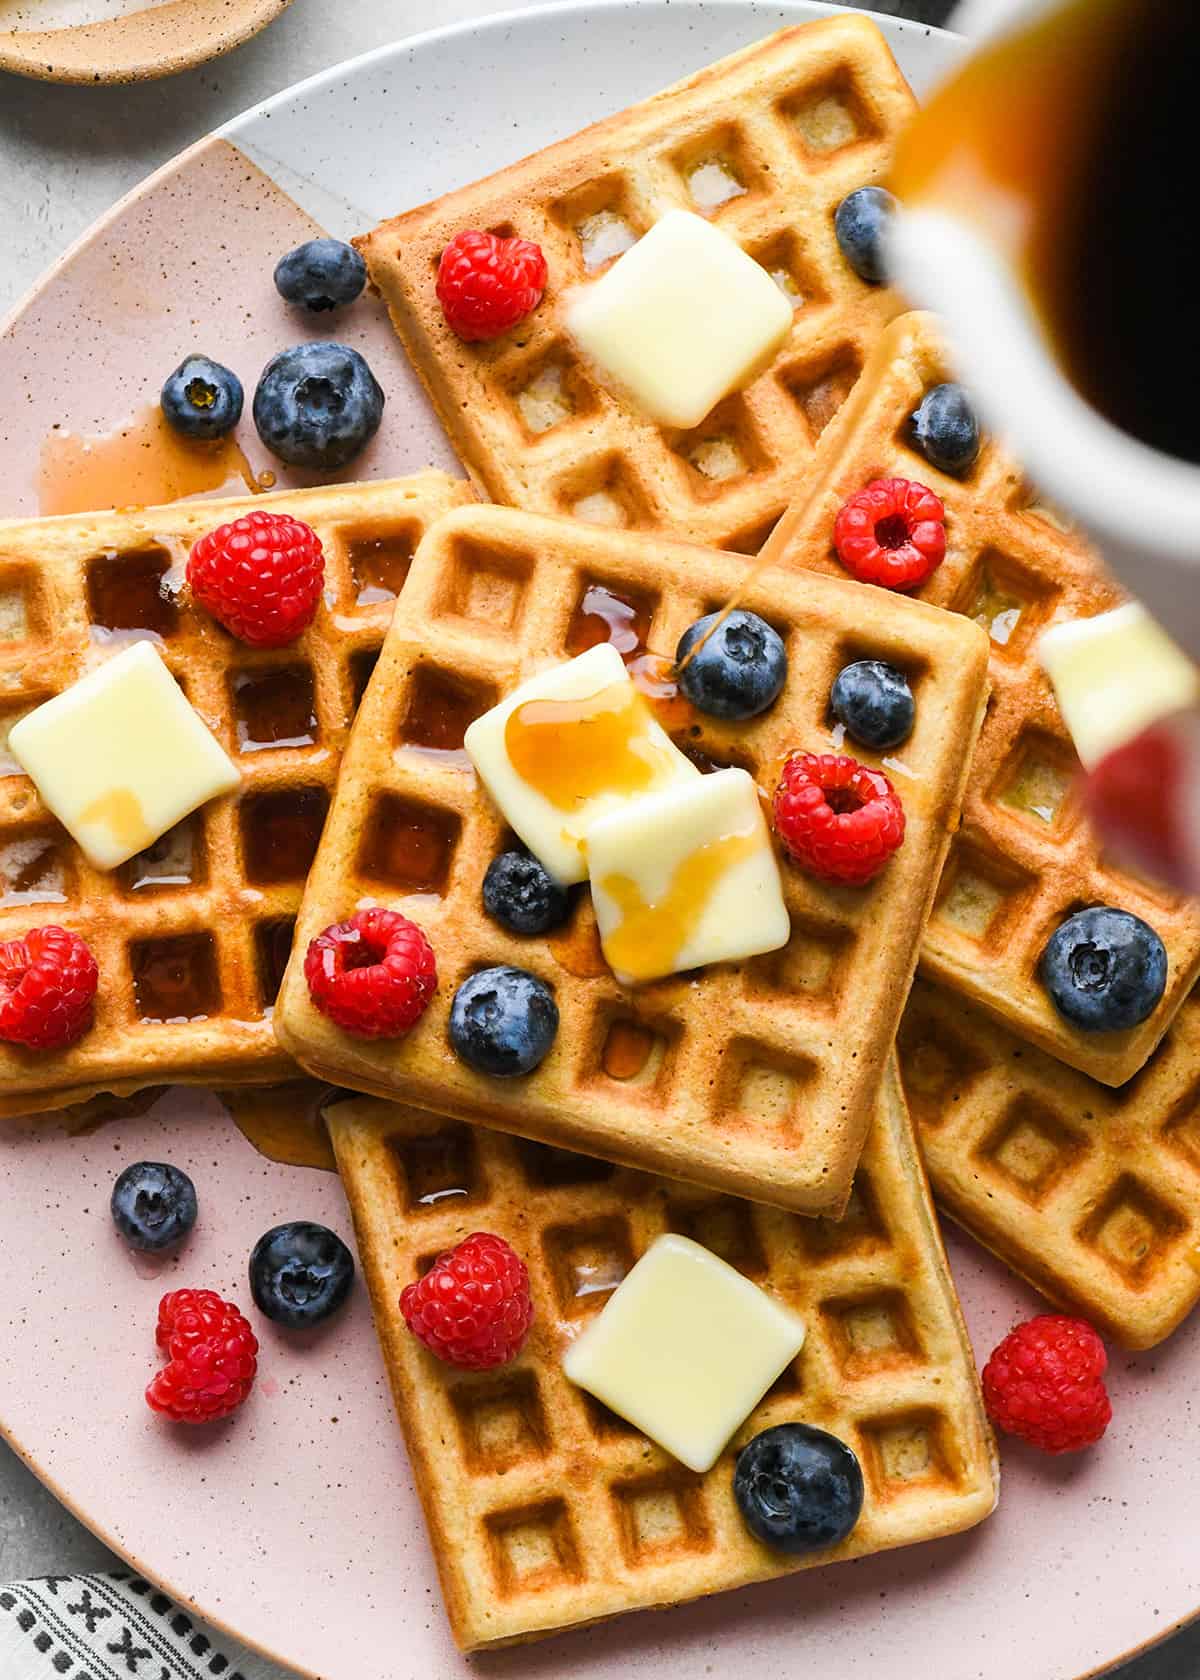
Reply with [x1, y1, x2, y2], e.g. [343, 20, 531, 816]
[354, 17, 916, 552]
[761, 311, 1200, 1086]
[899, 977, 1200, 1350]
[327, 1064, 998, 1651]
[274, 503, 989, 1216]
[0, 472, 472, 1118]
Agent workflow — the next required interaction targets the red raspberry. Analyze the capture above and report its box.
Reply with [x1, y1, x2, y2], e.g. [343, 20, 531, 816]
[0, 925, 98, 1051]
[145, 1289, 258, 1424]
[401, 1232, 533, 1370]
[1084, 721, 1195, 892]
[772, 752, 905, 885]
[187, 510, 324, 648]
[435, 230, 548, 342]
[982, 1314, 1112, 1454]
[304, 906, 436, 1039]
[834, 477, 947, 591]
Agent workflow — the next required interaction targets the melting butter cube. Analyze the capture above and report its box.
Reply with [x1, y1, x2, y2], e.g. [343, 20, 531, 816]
[463, 643, 698, 885]
[9, 641, 239, 871]
[562, 1232, 806, 1473]
[587, 766, 789, 984]
[1038, 603, 1200, 768]
[565, 209, 793, 429]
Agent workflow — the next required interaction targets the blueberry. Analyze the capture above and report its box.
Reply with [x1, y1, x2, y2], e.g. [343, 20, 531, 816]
[910, 382, 981, 476]
[830, 659, 915, 752]
[834, 186, 895, 284]
[450, 966, 558, 1077]
[160, 354, 243, 441]
[1040, 906, 1167, 1032]
[274, 238, 367, 314]
[110, 1161, 197, 1252]
[483, 850, 570, 936]
[253, 341, 384, 469]
[675, 610, 787, 721]
[249, 1221, 355, 1329]
[733, 1423, 864, 1554]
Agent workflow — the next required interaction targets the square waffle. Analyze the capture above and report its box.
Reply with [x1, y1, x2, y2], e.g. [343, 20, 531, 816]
[326, 1062, 998, 1651]
[354, 16, 916, 552]
[274, 503, 989, 1216]
[0, 471, 473, 1117]
[899, 975, 1200, 1351]
[761, 310, 1200, 1085]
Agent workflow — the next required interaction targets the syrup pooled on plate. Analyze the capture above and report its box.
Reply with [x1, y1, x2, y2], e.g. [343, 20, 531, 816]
[39, 407, 272, 515]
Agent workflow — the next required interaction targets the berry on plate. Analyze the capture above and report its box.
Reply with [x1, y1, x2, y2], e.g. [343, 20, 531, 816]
[436, 230, 548, 342]
[834, 477, 946, 591]
[734, 1423, 864, 1553]
[146, 1289, 258, 1424]
[982, 1314, 1112, 1454]
[249, 1221, 355, 1328]
[449, 965, 559, 1076]
[0, 925, 98, 1051]
[830, 659, 915, 752]
[111, 1162, 197, 1253]
[482, 849, 571, 936]
[160, 354, 244, 441]
[253, 341, 384, 468]
[1039, 905, 1167, 1032]
[910, 382, 981, 477]
[304, 907, 437, 1039]
[834, 185, 895, 284]
[274, 238, 367, 313]
[675, 609, 788, 721]
[400, 1231, 533, 1370]
[187, 509, 324, 649]
[772, 752, 905, 886]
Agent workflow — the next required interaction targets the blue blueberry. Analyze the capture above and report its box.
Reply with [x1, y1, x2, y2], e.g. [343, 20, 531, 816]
[249, 1221, 354, 1328]
[483, 849, 570, 936]
[1040, 906, 1167, 1032]
[274, 239, 367, 314]
[834, 186, 895, 284]
[830, 659, 915, 752]
[910, 382, 981, 476]
[450, 966, 558, 1077]
[675, 610, 787, 721]
[733, 1423, 864, 1554]
[110, 1161, 197, 1252]
[253, 341, 384, 469]
[160, 354, 243, 440]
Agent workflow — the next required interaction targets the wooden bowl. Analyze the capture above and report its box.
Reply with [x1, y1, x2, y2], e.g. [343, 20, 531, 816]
[0, 0, 293, 84]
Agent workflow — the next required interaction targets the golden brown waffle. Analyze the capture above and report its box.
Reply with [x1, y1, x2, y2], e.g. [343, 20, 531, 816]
[327, 1063, 998, 1651]
[761, 311, 1200, 1085]
[899, 976, 1200, 1350]
[275, 503, 989, 1215]
[354, 17, 915, 553]
[0, 472, 472, 1117]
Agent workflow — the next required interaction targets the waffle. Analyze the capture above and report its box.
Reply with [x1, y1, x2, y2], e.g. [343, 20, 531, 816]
[274, 503, 989, 1215]
[761, 311, 1200, 1085]
[354, 17, 916, 553]
[327, 1062, 998, 1651]
[0, 472, 473, 1117]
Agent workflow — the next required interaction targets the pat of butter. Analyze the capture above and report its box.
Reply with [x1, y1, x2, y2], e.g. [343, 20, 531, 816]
[562, 1232, 805, 1473]
[587, 767, 789, 984]
[565, 209, 793, 429]
[463, 643, 698, 885]
[9, 641, 239, 870]
[1038, 603, 1200, 769]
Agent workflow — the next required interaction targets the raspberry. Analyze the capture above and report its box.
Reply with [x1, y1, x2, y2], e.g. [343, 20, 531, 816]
[436, 230, 548, 342]
[145, 1289, 258, 1424]
[400, 1232, 533, 1370]
[0, 925, 98, 1051]
[304, 907, 436, 1039]
[772, 752, 905, 885]
[187, 510, 324, 649]
[1084, 721, 1195, 892]
[833, 477, 947, 591]
[982, 1314, 1112, 1454]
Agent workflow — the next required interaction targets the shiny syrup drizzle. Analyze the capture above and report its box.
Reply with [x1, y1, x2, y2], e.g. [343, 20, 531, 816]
[600, 1019, 657, 1081]
[39, 407, 274, 516]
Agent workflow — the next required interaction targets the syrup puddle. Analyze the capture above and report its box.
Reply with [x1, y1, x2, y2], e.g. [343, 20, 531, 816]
[38, 407, 274, 516]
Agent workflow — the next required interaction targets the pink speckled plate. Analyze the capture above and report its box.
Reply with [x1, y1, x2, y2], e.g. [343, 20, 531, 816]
[1, 6, 1196, 1679]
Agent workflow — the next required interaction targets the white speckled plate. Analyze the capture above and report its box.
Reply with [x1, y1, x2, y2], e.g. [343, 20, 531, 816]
[1, 7, 1196, 1680]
